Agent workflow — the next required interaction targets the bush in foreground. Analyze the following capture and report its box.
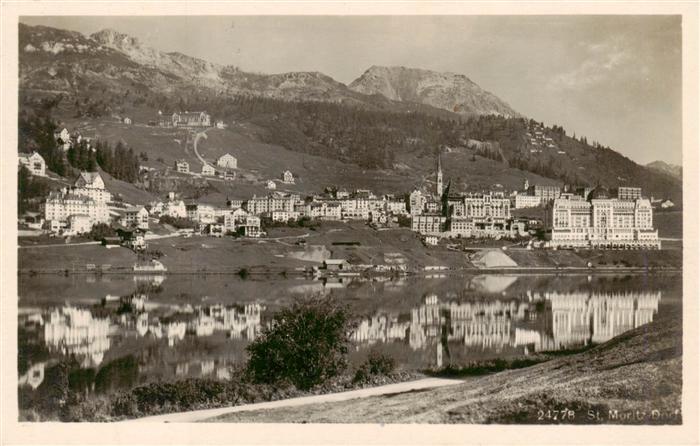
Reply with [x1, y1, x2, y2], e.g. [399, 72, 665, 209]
[246, 296, 353, 390]
[354, 351, 396, 384]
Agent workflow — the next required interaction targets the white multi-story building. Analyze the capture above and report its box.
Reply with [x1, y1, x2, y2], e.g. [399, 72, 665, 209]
[201, 164, 216, 176]
[546, 187, 660, 249]
[411, 214, 446, 235]
[224, 209, 262, 237]
[44, 191, 109, 231]
[245, 193, 298, 216]
[122, 206, 149, 229]
[18, 151, 46, 176]
[281, 170, 295, 184]
[514, 194, 542, 209]
[309, 201, 342, 220]
[72, 172, 112, 203]
[616, 187, 643, 201]
[217, 153, 238, 169]
[175, 160, 190, 173]
[409, 190, 426, 215]
[186, 203, 216, 224]
[271, 210, 301, 222]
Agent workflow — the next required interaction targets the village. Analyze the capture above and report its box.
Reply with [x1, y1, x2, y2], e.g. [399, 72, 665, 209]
[18, 110, 677, 275]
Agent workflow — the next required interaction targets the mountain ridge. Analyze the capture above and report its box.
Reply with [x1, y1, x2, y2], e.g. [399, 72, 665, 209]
[349, 65, 520, 118]
[19, 23, 517, 118]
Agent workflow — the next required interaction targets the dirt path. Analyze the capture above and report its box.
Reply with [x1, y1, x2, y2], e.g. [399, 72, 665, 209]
[121, 378, 462, 423]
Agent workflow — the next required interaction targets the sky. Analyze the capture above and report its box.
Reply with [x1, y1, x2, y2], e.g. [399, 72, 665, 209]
[20, 15, 682, 165]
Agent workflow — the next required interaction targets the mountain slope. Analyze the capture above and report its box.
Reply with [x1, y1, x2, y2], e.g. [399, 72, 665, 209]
[646, 160, 682, 181]
[349, 65, 520, 118]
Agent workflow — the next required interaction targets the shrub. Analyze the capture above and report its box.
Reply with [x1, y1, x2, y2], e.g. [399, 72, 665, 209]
[245, 296, 353, 390]
[353, 351, 396, 383]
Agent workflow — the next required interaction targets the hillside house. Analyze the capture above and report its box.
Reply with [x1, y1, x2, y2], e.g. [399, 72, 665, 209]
[54, 128, 71, 150]
[661, 199, 675, 209]
[201, 164, 216, 176]
[163, 111, 211, 128]
[217, 153, 238, 169]
[282, 170, 295, 184]
[175, 160, 190, 173]
[123, 117, 132, 125]
[266, 180, 277, 190]
[122, 206, 149, 230]
[216, 120, 226, 129]
[18, 151, 46, 176]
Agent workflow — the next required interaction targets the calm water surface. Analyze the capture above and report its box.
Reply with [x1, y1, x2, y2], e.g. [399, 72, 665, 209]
[18, 273, 682, 396]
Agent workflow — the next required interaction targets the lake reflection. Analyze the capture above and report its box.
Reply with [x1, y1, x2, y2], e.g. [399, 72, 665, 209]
[18, 273, 680, 395]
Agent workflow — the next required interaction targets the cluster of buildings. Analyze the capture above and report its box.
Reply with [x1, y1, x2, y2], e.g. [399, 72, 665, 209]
[408, 154, 661, 250]
[545, 186, 660, 249]
[44, 172, 112, 235]
[409, 156, 522, 241]
[525, 121, 565, 155]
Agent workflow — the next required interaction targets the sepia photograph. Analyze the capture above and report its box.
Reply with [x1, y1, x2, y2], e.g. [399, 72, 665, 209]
[2, 2, 699, 445]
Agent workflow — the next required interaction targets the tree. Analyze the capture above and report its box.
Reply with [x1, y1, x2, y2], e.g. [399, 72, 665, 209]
[245, 296, 353, 390]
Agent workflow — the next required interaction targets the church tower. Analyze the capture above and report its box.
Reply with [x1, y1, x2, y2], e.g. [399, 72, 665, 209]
[436, 152, 443, 197]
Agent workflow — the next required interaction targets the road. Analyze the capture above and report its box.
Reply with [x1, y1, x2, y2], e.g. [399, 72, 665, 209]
[192, 128, 211, 168]
[122, 377, 462, 423]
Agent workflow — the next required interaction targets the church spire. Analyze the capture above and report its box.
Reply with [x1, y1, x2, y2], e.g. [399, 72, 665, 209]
[436, 151, 443, 197]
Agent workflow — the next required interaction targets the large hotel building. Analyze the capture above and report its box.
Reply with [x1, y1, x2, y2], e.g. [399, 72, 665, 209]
[545, 186, 660, 249]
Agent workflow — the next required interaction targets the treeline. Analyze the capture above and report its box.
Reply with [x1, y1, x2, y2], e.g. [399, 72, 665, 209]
[19, 99, 141, 183]
[18, 100, 68, 176]
[93, 140, 140, 183]
[18, 166, 50, 214]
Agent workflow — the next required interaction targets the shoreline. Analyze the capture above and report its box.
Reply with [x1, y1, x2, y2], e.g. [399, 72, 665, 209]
[17, 266, 683, 276]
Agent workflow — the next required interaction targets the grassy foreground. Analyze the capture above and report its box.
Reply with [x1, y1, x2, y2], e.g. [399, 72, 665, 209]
[209, 306, 682, 424]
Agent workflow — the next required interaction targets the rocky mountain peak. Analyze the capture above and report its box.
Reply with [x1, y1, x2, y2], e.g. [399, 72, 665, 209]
[349, 65, 519, 117]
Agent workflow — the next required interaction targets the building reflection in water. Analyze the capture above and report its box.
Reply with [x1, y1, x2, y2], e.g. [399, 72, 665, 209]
[43, 306, 111, 368]
[19, 287, 662, 387]
[351, 289, 661, 366]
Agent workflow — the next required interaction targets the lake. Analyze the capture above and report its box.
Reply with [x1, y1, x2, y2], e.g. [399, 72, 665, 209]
[18, 273, 682, 397]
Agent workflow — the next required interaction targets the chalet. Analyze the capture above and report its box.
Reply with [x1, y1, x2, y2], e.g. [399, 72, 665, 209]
[123, 117, 132, 125]
[117, 228, 147, 252]
[175, 160, 190, 173]
[20, 211, 44, 230]
[322, 259, 349, 271]
[201, 164, 216, 176]
[75, 171, 105, 189]
[266, 180, 277, 190]
[661, 199, 675, 209]
[18, 151, 46, 176]
[282, 170, 295, 184]
[217, 153, 238, 169]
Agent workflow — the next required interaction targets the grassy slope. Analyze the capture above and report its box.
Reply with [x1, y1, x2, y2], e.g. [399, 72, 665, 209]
[210, 305, 682, 424]
[56, 117, 562, 205]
